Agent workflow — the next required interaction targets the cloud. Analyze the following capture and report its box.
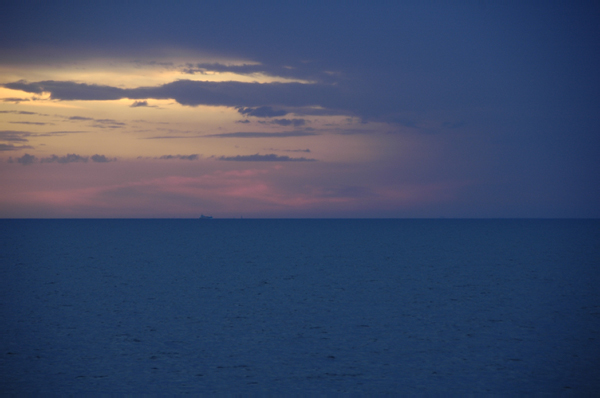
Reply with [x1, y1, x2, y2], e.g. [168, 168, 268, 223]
[0, 130, 35, 150]
[1, 98, 30, 103]
[0, 110, 38, 115]
[3, 80, 124, 100]
[91, 154, 117, 163]
[181, 62, 339, 84]
[131, 100, 149, 107]
[10, 121, 51, 126]
[144, 136, 186, 139]
[268, 148, 310, 153]
[13, 153, 37, 165]
[94, 119, 125, 128]
[237, 106, 288, 118]
[158, 154, 199, 160]
[3, 79, 345, 116]
[36, 130, 87, 136]
[1, 143, 34, 151]
[0, 130, 32, 142]
[204, 131, 317, 138]
[1, 129, 85, 141]
[41, 154, 89, 163]
[8, 153, 115, 164]
[218, 153, 316, 162]
[67, 115, 125, 128]
[266, 118, 306, 127]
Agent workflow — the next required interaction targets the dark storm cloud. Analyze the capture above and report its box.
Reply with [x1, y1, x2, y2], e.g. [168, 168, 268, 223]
[158, 154, 199, 160]
[218, 153, 316, 162]
[3, 80, 123, 100]
[151, 80, 340, 109]
[2, 3, 598, 121]
[3, 79, 345, 115]
[204, 131, 317, 138]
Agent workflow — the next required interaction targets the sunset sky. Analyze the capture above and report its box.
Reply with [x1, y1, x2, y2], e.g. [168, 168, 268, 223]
[1, 1, 598, 218]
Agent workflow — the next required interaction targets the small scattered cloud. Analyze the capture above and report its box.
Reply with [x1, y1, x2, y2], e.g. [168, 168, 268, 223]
[41, 154, 89, 164]
[284, 148, 311, 153]
[218, 153, 316, 162]
[204, 131, 317, 138]
[10, 121, 52, 126]
[0, 110, 37, 115]
[1, 143, 33, 151]
[129, 101, 159, 108]
[266, 147, 311, 153]
[9, 153, 116, 164]
[12, 153, 37, 165]
[36, 130, 87, 136]
[265, 118, 306, 127]
[144, 135, 193, 139]
[92, 119, 126, 128]
[236, 119, 251, 124]
[1, 98, 30, 103]
[91, 154, 117, 163]
[158, 154, 199, 160]
[237, 106, 288, 118]
[67, 115, 125, 128]
[0, 130, 32, 142]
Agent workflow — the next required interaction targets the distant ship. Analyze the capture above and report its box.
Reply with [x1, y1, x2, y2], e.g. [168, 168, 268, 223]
[199, 214, 213, 219]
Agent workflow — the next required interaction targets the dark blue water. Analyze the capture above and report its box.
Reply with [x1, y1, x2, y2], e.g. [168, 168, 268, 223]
[1, 219, 599, 394]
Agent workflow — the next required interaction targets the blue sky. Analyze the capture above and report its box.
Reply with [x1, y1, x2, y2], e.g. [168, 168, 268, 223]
[0, 1, 598, 217]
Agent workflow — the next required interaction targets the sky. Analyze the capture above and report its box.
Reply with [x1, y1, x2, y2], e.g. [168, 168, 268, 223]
[0, 1, 598, 218]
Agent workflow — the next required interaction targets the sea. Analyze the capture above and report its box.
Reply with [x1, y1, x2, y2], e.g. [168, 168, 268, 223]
[1, 219, 599, 395]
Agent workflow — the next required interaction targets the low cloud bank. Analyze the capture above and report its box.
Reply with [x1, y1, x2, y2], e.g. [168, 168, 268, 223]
[218, 153, 316, 162]
[8, 153, 117, 165]
[159, 154, 199, 160]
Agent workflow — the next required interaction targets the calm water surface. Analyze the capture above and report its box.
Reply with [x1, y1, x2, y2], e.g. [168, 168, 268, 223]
[1, 219, 599, 394]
